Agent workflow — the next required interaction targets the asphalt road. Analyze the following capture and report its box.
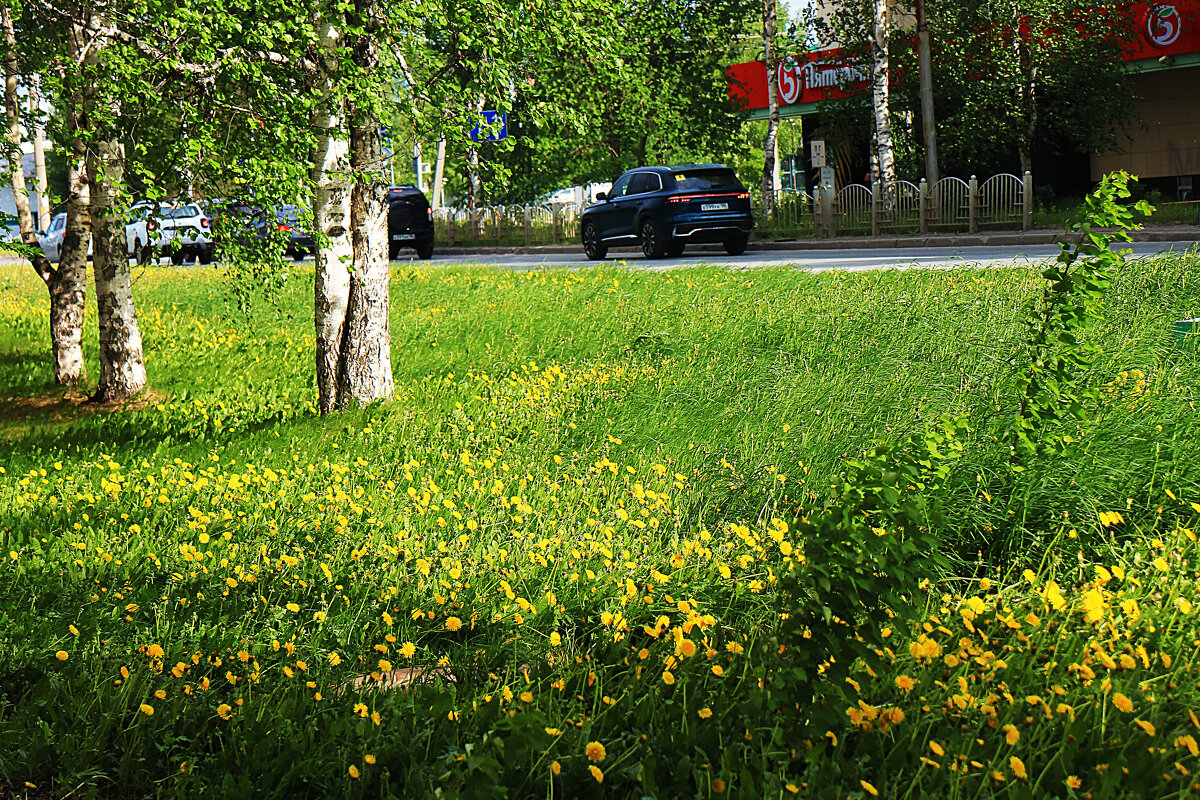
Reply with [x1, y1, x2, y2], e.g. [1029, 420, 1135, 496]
[391, 239, 1200, 272]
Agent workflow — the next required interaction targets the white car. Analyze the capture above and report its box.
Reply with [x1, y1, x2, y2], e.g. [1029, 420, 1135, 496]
[38, 208, 162, 264]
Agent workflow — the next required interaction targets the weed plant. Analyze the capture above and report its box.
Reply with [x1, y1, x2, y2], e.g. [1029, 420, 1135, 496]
[1, 220, 1200, 797]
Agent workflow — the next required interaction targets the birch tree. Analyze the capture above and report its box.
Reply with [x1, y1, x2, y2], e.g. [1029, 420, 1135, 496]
[871, 0, 896, 207]
[1, 7, 88, 387]
[760, 0, 780, 219]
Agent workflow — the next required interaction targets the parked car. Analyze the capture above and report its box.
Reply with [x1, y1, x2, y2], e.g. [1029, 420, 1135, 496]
[37, 212, 69, 261]
[277, 204, 315, 261]
[387, 186, 434, 260]
[580, 164, 754, 260]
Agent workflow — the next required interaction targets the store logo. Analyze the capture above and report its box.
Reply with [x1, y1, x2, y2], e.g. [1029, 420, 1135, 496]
[1147, 4, 1182, 47]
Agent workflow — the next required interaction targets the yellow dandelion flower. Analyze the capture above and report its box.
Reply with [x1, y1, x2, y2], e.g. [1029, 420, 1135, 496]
[895, 675, 916, 692]
[1113, 693, 1134, 713]
[1066, 775, 1082, 789]
[699, 707, 713, 719]
[550, 632, 562, 647]
[589, 765, 604, 783]
[662, 670, 675, 685]
[712, 777, 726, 793]
[551, 760, 561, 775]
[364, 755, 376, 765]
[217, 703, 232, 720]
[147, 644, 165, 658]
[348, 765, 359, 779]
[585, 741, 606, 762]
[139, 703, 155, 716]
[328, 652, 342, 666]
[860, 780, 879, 797]
[1010, 756, 1027, 779]
[712, 664, 725, 677]
[1135, 719, 1156, 737]
[929, 741, 945, 757]
[285, 603, 301, 613]
[155, 690, 166, 700]
[445, 617, 462, 632]
[55, 651, 69, 661]
[520, 692, 533, 703]
[1003, 724, 1020, 745]
[1154, 557, 1169, 572]
[379, 659, 392, 672]
[399, 642, 416, 658]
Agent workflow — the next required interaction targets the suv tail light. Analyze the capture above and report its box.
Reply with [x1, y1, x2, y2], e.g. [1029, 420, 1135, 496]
[277, 224, 291, 232]
[201, 217, 210, 228]
[426, 208, 433, 221]
[147, 220, 157, 231]
[664, 196, 686, 204]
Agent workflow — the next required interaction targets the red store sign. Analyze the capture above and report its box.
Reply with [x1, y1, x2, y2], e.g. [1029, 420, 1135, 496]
[728, 0, 1200, 112]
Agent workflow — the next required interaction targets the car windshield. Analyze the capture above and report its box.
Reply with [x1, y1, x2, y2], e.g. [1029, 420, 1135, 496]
[671, 169, 743, 192]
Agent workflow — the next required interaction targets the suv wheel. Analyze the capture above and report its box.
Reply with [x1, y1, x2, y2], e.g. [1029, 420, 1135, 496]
[416, 242, 434, 260]
[723, 234, 749, 256]
[582, 222, 606, 260]
[665, 241, 685, 258]
[133, 238, 145, 265]
[639, 218, 666, 259]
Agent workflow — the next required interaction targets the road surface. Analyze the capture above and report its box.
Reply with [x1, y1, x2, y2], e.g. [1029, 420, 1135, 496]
[389, 240, 1200, 272]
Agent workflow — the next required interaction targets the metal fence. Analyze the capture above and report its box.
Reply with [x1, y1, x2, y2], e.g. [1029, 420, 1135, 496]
[434, 202, 583, 247]
[764, 171, 1032, 239]
[429, 171, 1031, 246]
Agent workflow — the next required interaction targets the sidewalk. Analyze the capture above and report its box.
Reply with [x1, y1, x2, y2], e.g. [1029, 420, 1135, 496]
[435, 223, 1200, 256]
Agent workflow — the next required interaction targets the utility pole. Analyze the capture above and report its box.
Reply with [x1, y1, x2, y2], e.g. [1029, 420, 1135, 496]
[916, 0, 938, 188]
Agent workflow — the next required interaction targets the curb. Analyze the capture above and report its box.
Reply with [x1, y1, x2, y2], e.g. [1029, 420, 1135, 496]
[433, 225, 1200, 256]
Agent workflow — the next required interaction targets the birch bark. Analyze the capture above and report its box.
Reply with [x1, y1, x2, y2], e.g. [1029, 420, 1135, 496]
[311, 22, 353, 415]
[2, 7, 88, 386]
[80, 14, 146, 403]
[871, 0, 897, 209]
[336, 12, 393, 408]
[760, 0, 779, 220]
[88, 137, 146, 403]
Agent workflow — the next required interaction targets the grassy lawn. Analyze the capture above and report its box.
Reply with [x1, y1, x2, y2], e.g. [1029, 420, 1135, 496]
[2, 250, 1200, 798]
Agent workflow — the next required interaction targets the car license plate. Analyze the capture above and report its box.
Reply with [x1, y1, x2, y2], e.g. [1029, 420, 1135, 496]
[392, 233, 416, 241]
[701, 203, 728, 211]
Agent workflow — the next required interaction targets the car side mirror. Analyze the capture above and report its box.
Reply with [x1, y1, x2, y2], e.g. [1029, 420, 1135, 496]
[596, 191, 608, 201]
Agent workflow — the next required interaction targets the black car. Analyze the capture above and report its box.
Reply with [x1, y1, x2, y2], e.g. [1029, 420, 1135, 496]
[580, 164, 754, 260]
[387, 186, 434, 260]
[276, 205, 315, 261]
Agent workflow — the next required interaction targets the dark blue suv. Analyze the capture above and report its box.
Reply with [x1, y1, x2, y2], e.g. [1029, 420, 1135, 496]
[580, 164, 754, 260]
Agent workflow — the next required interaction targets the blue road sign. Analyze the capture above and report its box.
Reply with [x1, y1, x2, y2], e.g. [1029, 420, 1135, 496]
[470, 111, 508, 142]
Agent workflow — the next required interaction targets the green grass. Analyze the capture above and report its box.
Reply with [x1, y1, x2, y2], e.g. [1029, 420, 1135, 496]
[2, 252, 1200, 798]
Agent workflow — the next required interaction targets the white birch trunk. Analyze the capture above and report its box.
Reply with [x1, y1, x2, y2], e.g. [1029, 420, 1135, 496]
[338, 114, 393, 408]
[3, 7, 88, 386]
[89, 138, 146, 403]
[78, 10, 145, 403]
[872, 0, 897, 209]
[760, 0, 779, 220]
[311, 22, 353, 415]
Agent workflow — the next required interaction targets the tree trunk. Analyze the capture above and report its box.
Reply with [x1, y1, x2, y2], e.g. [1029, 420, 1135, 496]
[916, 0, 938, 188]
[4, 5, 88, 386]
[89, 139, 147, 403]
[760, 0, 779, 220]
[871, 0, 896, 209]
[337, 17, 393, 409]
[311, 20, 354, 415]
